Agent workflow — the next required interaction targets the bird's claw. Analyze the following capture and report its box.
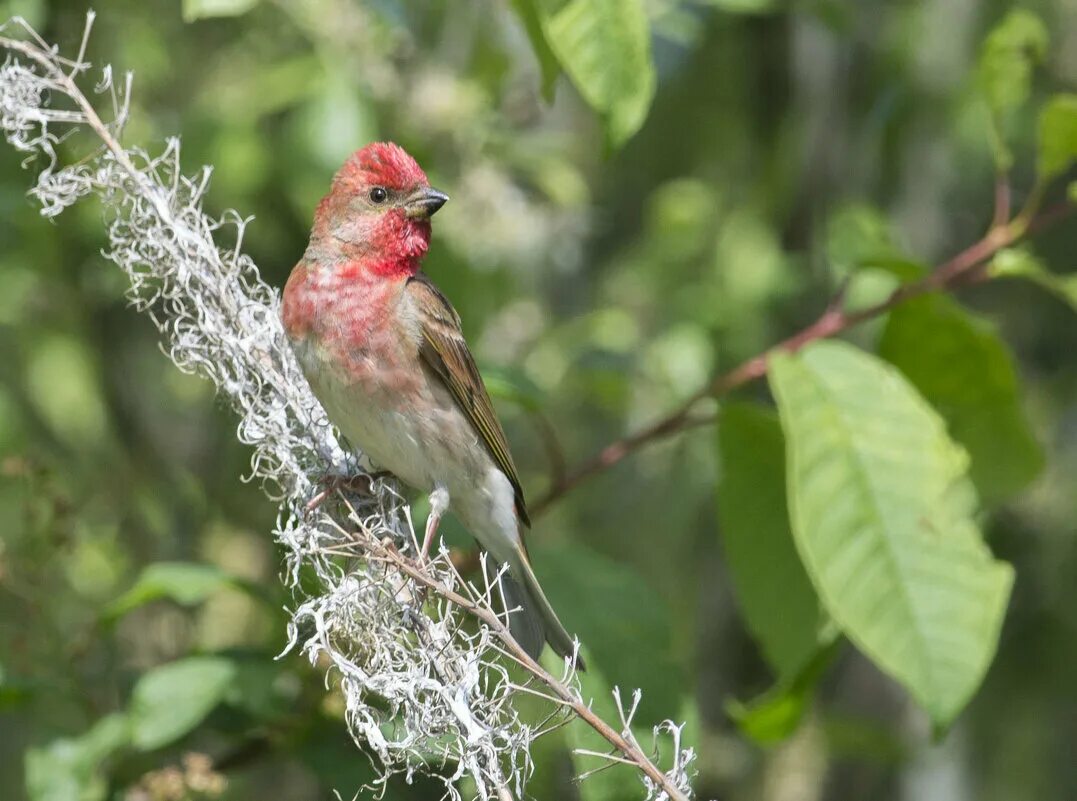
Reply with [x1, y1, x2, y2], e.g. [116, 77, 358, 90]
[305, 471, 392, 513]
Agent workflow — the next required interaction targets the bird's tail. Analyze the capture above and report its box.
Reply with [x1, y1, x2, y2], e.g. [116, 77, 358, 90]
[499, 546, 585, 671]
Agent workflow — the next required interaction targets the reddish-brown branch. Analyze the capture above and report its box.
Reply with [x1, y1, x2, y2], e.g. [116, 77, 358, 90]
[531, 203, 1072, 517]
[992, 174, 1011, 231]
[360, 534, 691, 801]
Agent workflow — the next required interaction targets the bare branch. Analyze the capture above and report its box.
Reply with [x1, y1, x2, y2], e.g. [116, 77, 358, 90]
[532, 184, 1073, 516]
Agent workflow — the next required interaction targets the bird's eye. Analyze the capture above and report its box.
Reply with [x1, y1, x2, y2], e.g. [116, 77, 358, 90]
[369, 187, 388, 204]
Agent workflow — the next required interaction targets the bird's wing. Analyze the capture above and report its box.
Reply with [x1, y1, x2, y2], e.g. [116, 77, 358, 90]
[405, 273, 531, 528]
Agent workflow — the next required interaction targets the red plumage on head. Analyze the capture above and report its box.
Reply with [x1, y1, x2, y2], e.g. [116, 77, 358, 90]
[336, 142, 428, 192]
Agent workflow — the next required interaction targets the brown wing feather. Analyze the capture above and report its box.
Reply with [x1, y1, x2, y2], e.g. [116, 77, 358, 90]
[405, 273, 531, 528]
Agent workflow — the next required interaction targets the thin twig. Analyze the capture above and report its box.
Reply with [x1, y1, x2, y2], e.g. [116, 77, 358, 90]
[356, 533, 692, 801]
[531, 198, 1073, 516]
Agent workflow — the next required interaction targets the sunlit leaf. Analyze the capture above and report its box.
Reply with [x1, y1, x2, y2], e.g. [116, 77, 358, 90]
[879, 296, 1043, 504]
[129, 656, 237, 750]
[770, 342, 1013, 729]
[976, 9, 1048, 116]
[717, 403, 832, 681]
[539, 0, 656, 146]
[1037, 93, 1077, 181]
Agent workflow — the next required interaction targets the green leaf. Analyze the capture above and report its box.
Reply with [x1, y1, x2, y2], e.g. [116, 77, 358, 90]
[976, 9, 1048, 169]
[540, 0, 656, 146]
[769, 341, 1014, 729]
[532, 542, 681, 725]
[510, 0, 561, 101]
[826, 204, 924, 280]
[879, 296, 1043, 504]
[104, 561, 232, 620]
[717, 403, 832, 681]
[991, 247, 1077, 312]
[1037, 94, 1077, 181]
[182, 0, 260, 21]
[25, 714, 130, 801]
[129, 656, 237, 750]
[977, 9, 1048, 116]
[726, 645, 835, 746]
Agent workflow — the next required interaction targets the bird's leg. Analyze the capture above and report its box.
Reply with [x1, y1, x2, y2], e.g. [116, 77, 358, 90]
[306, 470, 393, 513]
[421, 487, 450, 561]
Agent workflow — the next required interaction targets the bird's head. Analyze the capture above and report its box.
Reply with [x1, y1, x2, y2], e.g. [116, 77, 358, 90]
[312, 142, 449, 269]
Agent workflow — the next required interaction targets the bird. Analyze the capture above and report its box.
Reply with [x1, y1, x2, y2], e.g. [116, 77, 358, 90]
[281, 141, 580, 666]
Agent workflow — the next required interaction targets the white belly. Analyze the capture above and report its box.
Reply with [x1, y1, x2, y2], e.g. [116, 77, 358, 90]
[290, 335, 522, 557]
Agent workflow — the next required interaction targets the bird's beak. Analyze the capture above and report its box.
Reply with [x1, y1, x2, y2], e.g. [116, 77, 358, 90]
[404, 187, 449, 219]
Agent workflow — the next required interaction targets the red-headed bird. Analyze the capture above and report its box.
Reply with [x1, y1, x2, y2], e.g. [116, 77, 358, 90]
[282, 142, 579, 665]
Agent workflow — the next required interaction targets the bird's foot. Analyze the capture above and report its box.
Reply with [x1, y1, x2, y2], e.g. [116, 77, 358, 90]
[419, 487, 450, 563]
[305, 470, 393, 513]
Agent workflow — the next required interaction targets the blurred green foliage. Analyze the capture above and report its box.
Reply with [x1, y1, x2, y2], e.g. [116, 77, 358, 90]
[2, 0, 1076, 799]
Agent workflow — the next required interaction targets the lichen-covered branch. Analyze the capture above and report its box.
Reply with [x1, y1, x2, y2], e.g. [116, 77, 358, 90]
[0, 14, 694, 801]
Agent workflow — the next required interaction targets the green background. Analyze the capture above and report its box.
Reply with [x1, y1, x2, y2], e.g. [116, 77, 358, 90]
[1, 0, 1076, 799]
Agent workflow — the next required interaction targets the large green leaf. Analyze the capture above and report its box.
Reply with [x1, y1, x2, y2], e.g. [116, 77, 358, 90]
[769, 341, 1013, 728]
[25, 714, 130, 801]
[716, 403, 832, 681]
[879, 296, 1043, 505]
[1037, 93, 1077, 181]
[129, 656, 237, 750]
[532, 542, 681, 725]
[539, 0, 655, 146]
